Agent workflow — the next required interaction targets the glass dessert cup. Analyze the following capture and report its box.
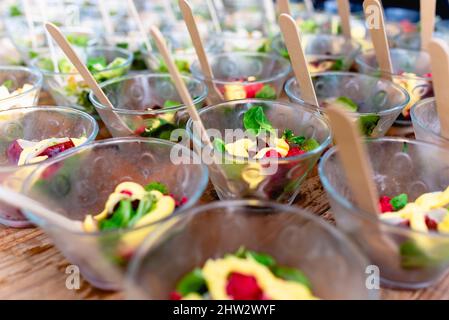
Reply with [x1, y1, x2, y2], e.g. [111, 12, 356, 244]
[284, 72, 410, 137]
[0, 106, 98, 228]
[21, 137, 209, 290]
[393, 31, 449, 51]
[30, 46, 133, 117]
[319, 137, 449, 289]
[272, 34, 361, 71]
[89, 73, 207, 140]
[0, 66, 43, 110]
[186, 99, 332, 204]
[190, 52, 291, 101]
[0, 32, 22, 65]
[411, 97, 449, 148]
[356, 48, 433, 126]
[126, 200, 377, 300]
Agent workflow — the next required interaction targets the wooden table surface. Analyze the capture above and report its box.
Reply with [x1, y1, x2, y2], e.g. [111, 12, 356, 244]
[0, 92, 448, 300]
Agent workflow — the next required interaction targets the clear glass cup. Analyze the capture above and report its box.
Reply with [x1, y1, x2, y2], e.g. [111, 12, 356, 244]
[30, 46, 133, 117]
[0, 106, 98, 227]
[186, 99, 332, 204]
[89, 73, 207, 140]
[190, 52, 291, 101]
[21, 137, 209, 290]
[272, 34, 361, 71]
[393, 31, 449, 51]
[355, 48, 433, 125]
[319, 137, 449, 289]
[0, 66, 43, 110]
[126, 200, 377, 300]
[284, 72, 410, 137]
[411, 97, 449, 147]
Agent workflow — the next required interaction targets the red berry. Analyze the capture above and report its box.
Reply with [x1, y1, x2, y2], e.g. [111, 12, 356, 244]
[425, 215, 438, 230]
[134, 126, 146, 136]
[423, 73, 432, 78]
[226, 272, 264, 300]
[6, 140, 23, 165]
[170, 292, 182, 300]
[41, 163, 62, 180]
[286, 147, 306, 157]
[379, 196, 394, 213]
[38, 140, 76, 158]
[244, 83, 264, 98]
[264, 150, 282, 158]
[120, 190, 133, 197]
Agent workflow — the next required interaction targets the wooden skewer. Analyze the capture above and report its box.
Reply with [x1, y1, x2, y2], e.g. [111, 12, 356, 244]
[277, 0, 291, 15]
[420, 0, 436, 51]
[337, 0, 352, 39]
[178, 0, 224, 105]
[45, 23, 133, 137]
[363, 0, 393, 81]
[279, 14, 319, 107]
[428, 39, 449, 140]
[127, 0, 153, 53]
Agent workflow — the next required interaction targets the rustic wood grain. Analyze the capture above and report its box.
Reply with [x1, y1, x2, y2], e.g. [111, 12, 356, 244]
[0, 92, 444, 300]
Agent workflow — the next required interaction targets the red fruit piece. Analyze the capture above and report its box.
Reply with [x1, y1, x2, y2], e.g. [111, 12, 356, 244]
[226, 272, 264, 300]
[379, 196, 394, 213]
[6, 140, 23, 165]
[41, 162, 62, 180]
[170, 292, 182, 300]
[120, 190, 133, 197]
[286, 147, 306, 158]
[134, 126, 146, 136]
[425, 215, 438, 231]
[38, 140, 76, 158]
[264, 150, 282, 158]
[244, 83, 264, 98]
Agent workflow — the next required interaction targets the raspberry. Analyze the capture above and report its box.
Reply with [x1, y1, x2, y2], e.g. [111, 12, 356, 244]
[134, 126, 146, 136]
[264, 150, 282, 158]
[6, 140, 23, 164]
[38, 140, 76, 158]
[170, 292, 182, 300]
[425, 215, 438, 230]
[120, 190, 133, 197]
[226, 272, 264, 300]
[379, 196, 393, 213]
[244, 83, 264, 98]
[286, 147, 306, 157]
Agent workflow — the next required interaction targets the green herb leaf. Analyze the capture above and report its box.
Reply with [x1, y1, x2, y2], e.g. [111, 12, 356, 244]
[390, 193, 408, 211]
[174, 59, 190, 73]
[2, 80, 13, 90]
[144, 182, 169, 195]
[246, 251, 276, 268]
[255, 84, 277, 100]
[243, 106, 274, 136]
[129, 195, 154, 226]
[331, 59, 345, 71]
[176, 268, 207, 296]
[335, 96, 358, 112]
[272, 266, 312, 289]
[9, 5, 22, 17]
[87, 56, 107, 72]
[282, 129, 305, 146]
[116, 42, 129, 50]
[400, 240, 434, 269]
[100, 199, 133, 230]
[163, 100, 181, 108]
[213, 137, 226, 153]
[66, 34, 89, 47]
[359, 114, 380, 136]
[302, 138, 320, 151]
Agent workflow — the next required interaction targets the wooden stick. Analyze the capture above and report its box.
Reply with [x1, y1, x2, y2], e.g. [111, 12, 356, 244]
[337, 0, 352, 39]
[363, 0, 393, 81]
[277, 0, 291, 15]
[22, 0, 37, 50]
[428, 39, 449, 140]
[420, 0, 436, 51]
[45, 23, 133, 137]
[304, 0, 315, 13]
[262, 0, 277, 35]
[205, 0, 222, 33]
[37, 0, 59, 74]
[0, 185, 82, 232]
[126, 0, 152, 53]
[279, 14, 319, 107]
[178, 0, 224, 105]
[98, 0, 115, 40]
[326, 106, 380, 215]
[150, 26, 212, 149]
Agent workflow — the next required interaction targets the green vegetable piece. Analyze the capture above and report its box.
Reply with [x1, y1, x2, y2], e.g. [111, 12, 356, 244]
[400, 240, 434, 269]
[331, 59, 345, 71]
[58, 59, 73, 73]
[116, 42, 129, 50]
[163, 100, 181, 108]
[144, 182, 169, 195]
[246, 251, 276, 268]
[334, 96, 359, 112]
[2, 80, 13, 90]
[390, 193, 408, 211]
[100, 199, 133, 230]
[359, 114, 380, 136]
[302, 138, 320, 151]
[272, 266, 312, 289]
[213, 137, 226, 153]
[176, 268, 207, 296]
[9, 5, 22, 17]
[174, 59, 190, 73]
[282, 129, 305, 146]
[243, 106, 274, 136]
[129, 195, 154, 226]
[66, 34, 89, 47]
[106, 57, 127, 69]
[29, 51, 38, 59]
[255, 85, 277, 100]
[87, 56, 107, 72]
[300, 20, 319, 33]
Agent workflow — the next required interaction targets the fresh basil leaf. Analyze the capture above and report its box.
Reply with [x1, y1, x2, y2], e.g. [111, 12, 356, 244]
[100, 199, 133, 230]
[2, 80, 13, 90]
[302, 138, 320, 151]
[272, 266, 312, 289]
[359, 114, 380, 136]
[176, 268, 207, 296]
[247, 251, 276, 268]
[86, 56, 107, 72]
[243, 106, 274, 136]
[144, 182, 169, 195]
[255, 84, 277, 100]
[390, 193, 408, 211]
[213, 137, 226, 153]
[163, 100, 181, 108]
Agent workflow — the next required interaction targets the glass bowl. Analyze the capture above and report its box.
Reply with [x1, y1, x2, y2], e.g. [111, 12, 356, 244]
[186, 99, 332, 204]
[30, 46, 133, 117]
[285, 72, 410, 137]
[21, 137, 209, 290]
[319, 137, 449, 289]
[272, 34, 361, 72]
[126, 200, 376, 300]
[190, 52, 291, 101]
[0, 106, 98, 228]
[393, 31, 449, 51]
[0, 66, 43, 110]
[89, 73, 208, 140]
[411, 97, 449, 147]
[355, 48, 433, 125]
